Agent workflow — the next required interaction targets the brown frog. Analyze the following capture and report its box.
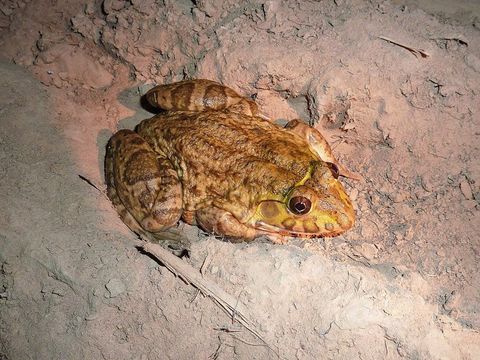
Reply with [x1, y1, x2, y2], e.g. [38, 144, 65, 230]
[105, 79, 358, 243]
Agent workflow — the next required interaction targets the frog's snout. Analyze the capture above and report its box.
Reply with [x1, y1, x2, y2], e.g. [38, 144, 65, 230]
[251, 193, 355, 237]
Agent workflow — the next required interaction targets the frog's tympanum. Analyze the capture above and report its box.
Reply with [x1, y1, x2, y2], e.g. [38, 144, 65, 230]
[105, 79, 358, 243]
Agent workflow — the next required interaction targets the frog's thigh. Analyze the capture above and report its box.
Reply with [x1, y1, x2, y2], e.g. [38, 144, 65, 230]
[285, 119, 360, 180]
[196, 207, 258, 242]
[105, 142, 145, 234]
[106, 129, 182, 233]
[146, 79, 244, 112]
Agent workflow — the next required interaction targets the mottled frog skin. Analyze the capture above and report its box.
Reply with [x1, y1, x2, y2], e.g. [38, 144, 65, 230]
[105, 79, 357, 243]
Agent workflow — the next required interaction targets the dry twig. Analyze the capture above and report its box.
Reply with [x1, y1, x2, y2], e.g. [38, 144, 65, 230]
[378, 36, 429, 58]
[141, 240, 279, 357]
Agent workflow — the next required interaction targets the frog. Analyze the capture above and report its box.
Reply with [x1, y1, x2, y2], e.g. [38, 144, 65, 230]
[105, 79, 358, 243]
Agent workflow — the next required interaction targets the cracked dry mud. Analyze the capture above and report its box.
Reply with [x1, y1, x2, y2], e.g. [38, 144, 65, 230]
[0, 0, 479, 359]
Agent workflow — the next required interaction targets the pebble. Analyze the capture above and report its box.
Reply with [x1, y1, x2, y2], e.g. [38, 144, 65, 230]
[462, 199, 478, 210]
[390, 191, 408, 203]
[103, 0, 125, 14]
[360, 243, 378, 260]
[52, 288, 66, 297]
[192, 8, 206, 24]
[459, 180, 473, 200]
[436, 248, 446, 257]
[105, 278, 126, 298]
[349, 188, 359, 201]
[465, 54, 480, 73]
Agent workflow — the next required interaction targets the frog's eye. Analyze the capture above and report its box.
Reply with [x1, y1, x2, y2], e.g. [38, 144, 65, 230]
[288, 196, 312, 215]
[326, 162, 339, 179]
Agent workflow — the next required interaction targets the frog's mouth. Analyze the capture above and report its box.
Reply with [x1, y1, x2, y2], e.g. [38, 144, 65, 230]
[248, 198, 354, 238]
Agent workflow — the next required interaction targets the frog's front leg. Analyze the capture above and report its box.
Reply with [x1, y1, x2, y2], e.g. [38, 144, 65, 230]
[285, 119, 361, 180]
[105, 129, 183, 234]
[195, 207, 262, 242]
[145, 79, 263, 117]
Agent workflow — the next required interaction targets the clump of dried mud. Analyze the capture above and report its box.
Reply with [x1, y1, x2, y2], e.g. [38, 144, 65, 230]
[0, 0, 479, 359]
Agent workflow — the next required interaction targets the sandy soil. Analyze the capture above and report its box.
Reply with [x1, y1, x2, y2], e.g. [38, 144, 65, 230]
[0, 0, 479, 359]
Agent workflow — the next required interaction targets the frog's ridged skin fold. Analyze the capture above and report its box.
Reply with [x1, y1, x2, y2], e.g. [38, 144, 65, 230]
[106, 80, 356, 242]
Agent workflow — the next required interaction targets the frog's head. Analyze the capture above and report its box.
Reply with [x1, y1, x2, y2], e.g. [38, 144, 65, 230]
[248, 162, 355, 238]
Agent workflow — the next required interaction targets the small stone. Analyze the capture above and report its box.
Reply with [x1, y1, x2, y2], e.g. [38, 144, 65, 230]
[459, 180, 473, 200]
[391, 191, 409, 203]
[349, 188, 359, 201]
[465, 54, 480, 73]
[197, 33, 209, 45]
[85, 313, 98, 321]
[85, 2, 95, 15]
[229, 274, 240, 284]
[462, 200, 478, 210]
[195, 0, 218, 17]
[436, 248, 446, 257]
[105, 13, 118, 25]
[192, 8, 206, 24]
[387, 169, 400, 182]
[136, 46, 153, 56]
[105, 278, 126, 298]
[52, 288, 66, 296]
[93, 18, 107, 26]
[0, 6, 13, 16]
[52, 77, 63, 88]
[360, 243, 378, 260]
[58, 72, 68, 81]
[103, 0, 125, 14]
[210, 266, 219, 275]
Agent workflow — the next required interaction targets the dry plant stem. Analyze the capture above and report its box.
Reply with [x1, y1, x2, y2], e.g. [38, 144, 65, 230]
[141, 240, 279, 357]
[378, 36, 430, 58]
[78, 174, 105, 193]
[78, 174, 110, 201]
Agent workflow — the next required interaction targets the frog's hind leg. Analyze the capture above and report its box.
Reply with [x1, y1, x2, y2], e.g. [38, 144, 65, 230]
[145, 79, 263, 117]
[105, 143, 143, 235]
[105, 129, 183, 234]
[285, 119, 361, 180]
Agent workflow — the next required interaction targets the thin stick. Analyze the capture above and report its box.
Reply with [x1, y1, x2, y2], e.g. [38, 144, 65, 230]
[78, 174, 110, 201]
[141, 240, 279, 357]
[78, 174, 104, 192]
[378, 36, 429, 58]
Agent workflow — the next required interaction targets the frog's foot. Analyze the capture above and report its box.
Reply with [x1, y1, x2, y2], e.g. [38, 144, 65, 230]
[285, 119, 362, 181]
[195, 207, 260, 243]
[262, 233, 290, 245]
[145, 79, 265, 118]
[105, 129, 183, 234]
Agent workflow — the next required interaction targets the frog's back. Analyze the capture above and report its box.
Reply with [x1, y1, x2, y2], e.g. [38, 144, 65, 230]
[136, 111, 316, 207]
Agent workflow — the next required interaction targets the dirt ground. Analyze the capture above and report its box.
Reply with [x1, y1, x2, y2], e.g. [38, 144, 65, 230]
[0, 0, 479, 359]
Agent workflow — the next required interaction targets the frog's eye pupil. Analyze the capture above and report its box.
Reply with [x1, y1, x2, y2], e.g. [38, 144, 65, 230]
[326, 162, 339, 179]
[288, 196, 312, 215]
